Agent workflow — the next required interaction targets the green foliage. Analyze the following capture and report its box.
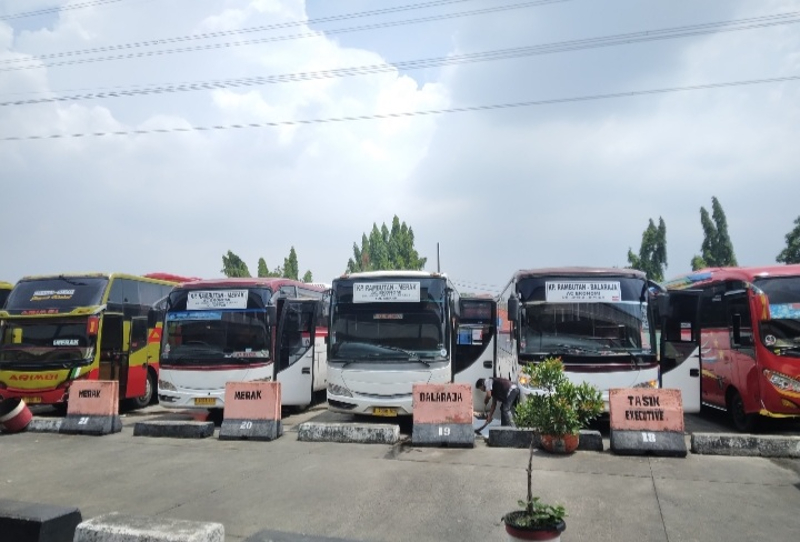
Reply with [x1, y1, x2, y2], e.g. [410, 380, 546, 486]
[257, 258, 270, 278]
[302, 270, 313, 283]
[503, 499, 567, 529]
[221, 250, 251, 278]
[283, 247, 299, 280]
[691, 196, 737, 270]
[627, 217, 667, 281]
[514, 357, 603, 436]
[777, 216, 800, 264]
[347, 215, 427, 272]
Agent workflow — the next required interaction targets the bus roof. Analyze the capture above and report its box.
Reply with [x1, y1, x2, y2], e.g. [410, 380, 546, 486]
[177, 277, 327, 291]
[664, 265, 800, 290]
[512, 267, 647, 281]
[336, 270, 447, 280]
[17, 272, 191, 285]
[0, 281, 13, 290]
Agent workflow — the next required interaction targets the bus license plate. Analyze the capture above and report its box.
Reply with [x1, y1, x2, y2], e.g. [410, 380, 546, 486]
[26, 396, 43, 404]
[373, 407, 397, 417]
[194, 397, 216, 406]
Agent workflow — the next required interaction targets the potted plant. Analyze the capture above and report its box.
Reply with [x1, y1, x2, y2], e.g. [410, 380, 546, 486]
[502, 357, 603, 540]
[514, 356, 603, 453]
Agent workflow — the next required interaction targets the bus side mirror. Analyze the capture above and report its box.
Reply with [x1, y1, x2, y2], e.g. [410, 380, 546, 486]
[266, 306, 277, 326]
[508, 297, 519, 321]
[658, 295, 670, 319]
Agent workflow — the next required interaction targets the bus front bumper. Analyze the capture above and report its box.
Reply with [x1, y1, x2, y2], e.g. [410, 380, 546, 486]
[327, 391, 413, 417]
[157, 388, 225, 410]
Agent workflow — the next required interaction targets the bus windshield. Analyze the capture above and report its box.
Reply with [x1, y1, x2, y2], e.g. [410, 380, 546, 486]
[756, 276, 800, 351]
[0, 318, 95, 367]
[4, 277, 108, 315]
[162, 310, 271, 366]
[330, 302, 446, 362]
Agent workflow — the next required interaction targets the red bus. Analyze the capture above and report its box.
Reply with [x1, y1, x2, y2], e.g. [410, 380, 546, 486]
[662, 265, 800, 431]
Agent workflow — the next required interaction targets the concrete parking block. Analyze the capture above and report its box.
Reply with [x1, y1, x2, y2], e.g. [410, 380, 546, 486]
[26, 418, 64, 433]
[74, 512, 224, 542]
[133, 420, 215, 439]
[0, 498, 82, 542]
[297, 422, 399, 444]
[691, 432, 800, 458]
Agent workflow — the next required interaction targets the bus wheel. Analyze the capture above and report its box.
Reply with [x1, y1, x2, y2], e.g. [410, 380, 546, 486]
[727, 389, 758, 433]
[131, 370, 156, 410]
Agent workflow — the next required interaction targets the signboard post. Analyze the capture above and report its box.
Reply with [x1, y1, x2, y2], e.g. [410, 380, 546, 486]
[412, 383, 474, 447]
[609, 388, 687, 457]
[218, 382, 282, 441]
[60, 381, 122, 436]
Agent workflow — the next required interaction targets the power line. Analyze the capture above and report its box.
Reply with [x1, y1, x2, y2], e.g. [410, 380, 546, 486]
[0, 1, 570, 72]
[0, 0, 125, 21]
[3, 10, 799, 106]
[2, 74, 797, 142]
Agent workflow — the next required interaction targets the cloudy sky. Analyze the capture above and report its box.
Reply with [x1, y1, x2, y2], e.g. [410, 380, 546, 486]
[1, 0, 799, 295]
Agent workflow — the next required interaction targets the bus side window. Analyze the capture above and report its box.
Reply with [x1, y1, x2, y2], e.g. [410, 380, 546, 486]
[727, 295, 753, 348]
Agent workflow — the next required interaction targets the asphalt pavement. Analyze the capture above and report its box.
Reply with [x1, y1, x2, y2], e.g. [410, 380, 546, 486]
[2, 403, 800, 541]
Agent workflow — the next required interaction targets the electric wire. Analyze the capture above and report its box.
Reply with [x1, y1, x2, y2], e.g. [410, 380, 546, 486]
[0, 0, 125, 21]
[3, 10, 799, 106]
[0, 1, 572, 72]
[2, 74, 797, 142]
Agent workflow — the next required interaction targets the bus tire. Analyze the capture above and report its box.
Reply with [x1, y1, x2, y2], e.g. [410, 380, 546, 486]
[727, 388, 758, 433]
[130, 369, 156, 410]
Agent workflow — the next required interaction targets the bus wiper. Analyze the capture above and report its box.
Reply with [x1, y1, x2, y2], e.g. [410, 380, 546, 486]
[57, 275, 87, 286]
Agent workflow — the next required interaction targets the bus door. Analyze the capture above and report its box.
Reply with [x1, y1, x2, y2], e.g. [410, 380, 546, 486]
[99, 314, 128, 396]
[724, 289, 758, 407]
[659, 290, 701, 413]
[125, 316, 149, 399]
[276, 299, 316, 406]
[454, 298, 497, 411]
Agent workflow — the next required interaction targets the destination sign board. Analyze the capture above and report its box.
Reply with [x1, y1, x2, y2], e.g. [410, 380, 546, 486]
[545, 281, 622, 303]
[354, 282, 420, 303]
[187, 290, 248, 310]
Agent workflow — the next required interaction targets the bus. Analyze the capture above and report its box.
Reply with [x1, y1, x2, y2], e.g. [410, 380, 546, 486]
[326, 271, 500, 417]
[0, 272, 189, 409]
[0, 281, 12, 309]
[499, 267, 663, 413]
[157, 278, 329, 414]
[661, 265, 800, 431]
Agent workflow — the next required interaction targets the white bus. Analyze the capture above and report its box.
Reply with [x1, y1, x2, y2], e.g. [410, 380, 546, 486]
[326, 271, 499, 417]
[500, 267, 661, 412]
[157, 278, 329, 416]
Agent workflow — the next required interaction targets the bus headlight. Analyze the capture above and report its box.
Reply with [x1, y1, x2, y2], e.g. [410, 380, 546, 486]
[633, 380, 659, 389]
[328, 383, 352, 398]
[763, 370, 800, 394]
[158, 379, 177, 392]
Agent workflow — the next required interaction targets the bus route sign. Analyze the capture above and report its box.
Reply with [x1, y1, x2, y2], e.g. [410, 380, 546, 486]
[354, 282, 420, 303]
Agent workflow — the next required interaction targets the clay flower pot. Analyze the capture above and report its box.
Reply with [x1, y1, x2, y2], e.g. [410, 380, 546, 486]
[539, 433, 579, 454]
[503, 512, 566, 541]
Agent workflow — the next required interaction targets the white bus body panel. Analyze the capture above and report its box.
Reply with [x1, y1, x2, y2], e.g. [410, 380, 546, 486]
[453, 334, 496, 412]
[660, 345, 702, 414]
[312, 336, 327, 392]
[279, 342, 314, 407]
[158, 363, 273, 409]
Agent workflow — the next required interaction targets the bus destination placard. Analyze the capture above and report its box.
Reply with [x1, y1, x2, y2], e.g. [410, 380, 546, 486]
[187, 290, 248, 310]
[609, 388, 686, 457]
[354, 282, 420, 303]
[545, 281, 621, 303]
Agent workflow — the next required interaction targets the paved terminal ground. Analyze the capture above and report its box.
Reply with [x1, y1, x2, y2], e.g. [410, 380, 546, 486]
[2, 404, 799, 541]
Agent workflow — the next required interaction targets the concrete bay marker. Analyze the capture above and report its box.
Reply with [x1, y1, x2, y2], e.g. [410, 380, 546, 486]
[73, 512, 224, 542]
[0, 499, 82, 542]
[60, 381, 122, 436]
[609, 388, 687, 457]
[412, 383, 474, 447]
[219, 381, 282, 441]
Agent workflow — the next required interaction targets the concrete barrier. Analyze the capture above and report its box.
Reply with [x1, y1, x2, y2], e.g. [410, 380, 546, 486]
[609, 388, 687, 457]
[26, 418, 64, 433]
[691, 432, 800, 458]
[487, 428, 603, 451]
[133, 420, 215, 439]
[0, 498, 82, 542]
[219, 382, 282, 441]
[60, 381, 122, 436]
[74, 512, 224, 542]
[411, 383, 473, 447]
[297, 422, 399, 444]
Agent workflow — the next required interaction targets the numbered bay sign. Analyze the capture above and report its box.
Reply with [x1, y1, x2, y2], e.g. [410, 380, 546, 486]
[60, 380, 122, 436]
[411, 383, 473, 447]
[609, 388, 687, 457]
[218, 381, 282, 441]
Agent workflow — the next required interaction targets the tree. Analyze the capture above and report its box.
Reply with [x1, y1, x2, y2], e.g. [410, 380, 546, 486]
[302, 270, 313, 283]
[221, 250, 251, 277]
[347, 215, 427, 272]
[283, 247, 299, 280]
[691, 197, 738, 270]
[257, 258, 270, 278]
[627, 217, 667, 282]
[777, 216, 800, 264]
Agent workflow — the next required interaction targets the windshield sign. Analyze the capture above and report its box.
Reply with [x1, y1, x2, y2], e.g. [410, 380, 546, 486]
[545, 281, 622, 303]
[354, 282, 420, 303]
[187, 290, 248, 310]
[4, 277, 108, 314]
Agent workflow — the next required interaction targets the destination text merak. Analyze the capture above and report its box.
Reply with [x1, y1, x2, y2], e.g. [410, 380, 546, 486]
[234, 390, 262, 400]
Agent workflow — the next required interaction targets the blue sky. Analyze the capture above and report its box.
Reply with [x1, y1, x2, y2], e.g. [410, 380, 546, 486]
[1, 0, 799, 294]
